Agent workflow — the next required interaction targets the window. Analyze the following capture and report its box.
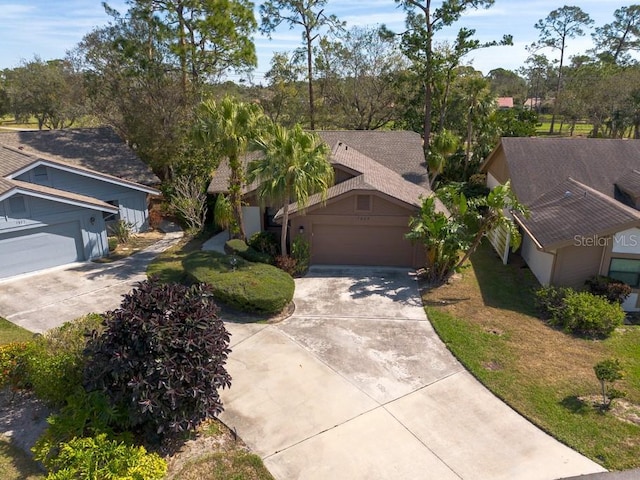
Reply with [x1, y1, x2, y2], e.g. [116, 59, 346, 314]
[8, 195, 27, 215]
[608, 258, 640, 288]
[355, 195, 372, 212]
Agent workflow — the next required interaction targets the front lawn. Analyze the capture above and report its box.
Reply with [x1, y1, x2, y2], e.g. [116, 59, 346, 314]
[423, 242, 640, 471]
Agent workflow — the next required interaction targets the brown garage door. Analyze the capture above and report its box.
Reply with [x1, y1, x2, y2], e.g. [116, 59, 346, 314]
[311, 224, 413, 266]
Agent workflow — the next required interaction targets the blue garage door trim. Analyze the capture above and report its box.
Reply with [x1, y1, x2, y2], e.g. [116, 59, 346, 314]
[0, 221, 84, 279]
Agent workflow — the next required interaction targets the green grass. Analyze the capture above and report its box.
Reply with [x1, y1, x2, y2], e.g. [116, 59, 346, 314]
[0, 317, 36, 345]
[423, 242, 640, 470]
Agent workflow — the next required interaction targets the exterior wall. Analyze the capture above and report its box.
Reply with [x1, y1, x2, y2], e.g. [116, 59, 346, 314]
[290, 191, 424, 268]
[0, 194, 110, 278]
[15, 167, 150, 232]
[551, 244, 604, 289]
[486, 172, 502, 189]
[242, 206, 262, 239]
[599, 227, 640, 311]
[484, 148, 510, 184]
[521, 234, 554, 285]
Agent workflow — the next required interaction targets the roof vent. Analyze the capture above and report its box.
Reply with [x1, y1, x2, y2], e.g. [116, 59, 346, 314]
[564, 191, 572, 198]
[18, 146, 24, 150]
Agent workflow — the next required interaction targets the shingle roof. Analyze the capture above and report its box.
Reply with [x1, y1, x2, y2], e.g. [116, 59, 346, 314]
[9, 180, 119, 212]
[514, 177, 640, 249]
[0, 127, 158, 185]
[207, 130, 430, 194]
[0, 144, 159, 198]
[615, 169, 640, 198]
[487, 137, 640, 205]
[278, 143, 445, 219]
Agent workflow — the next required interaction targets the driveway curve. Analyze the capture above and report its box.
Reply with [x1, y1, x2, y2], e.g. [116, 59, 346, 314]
[221, 266, 606, 480]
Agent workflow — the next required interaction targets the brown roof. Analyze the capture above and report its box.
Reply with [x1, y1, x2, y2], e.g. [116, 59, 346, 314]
[514, 178, 640, 249]
[207, 130, 429, 194]
[483, 137, 640, 205]
[0, 127, 158, 185]
[278, 142, 445, 219]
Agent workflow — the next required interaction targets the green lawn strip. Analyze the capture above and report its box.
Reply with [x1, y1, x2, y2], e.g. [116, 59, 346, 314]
[424, 243, 640, 471]
[0, 317, 36, 345]
[173, 451, 274, 480]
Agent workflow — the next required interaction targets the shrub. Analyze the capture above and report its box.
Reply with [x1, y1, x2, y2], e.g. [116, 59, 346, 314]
[594, 358, 626, 410]
[291, 235, 310, 276]
[534, 285, 570, 320]
[184, 251, 295, 314]
[0, 342, 30, 390]
[225, 239, 273, 264]
[248, 231, 280, 257]
[585, 275, 631, 304]
[108, 219, 135, 244]
[36, 433, 166, 480]
[32, 389, 130, 466]
[275, 255, 298, 276]
[83, 279, 232, 438]
[107, 236, 118, 252]
[536, 286, 625, 337]
[24, 314, 103, 406]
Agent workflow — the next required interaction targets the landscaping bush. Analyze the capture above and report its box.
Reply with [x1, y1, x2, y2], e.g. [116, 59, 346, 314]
[107, 236, 118, 252]
[108, 219, 135, 244]
[248, 231, 280, 257]
[225, 238, 273, 264]
[535, 286, 625, 337]
[0, 342, 30, 390]
[291, 235, 311, 276]
[32, 389, 130, 466]
[275, 255, 298, 276]
[184, 251, 295, 314]
[534, 285, 570, 320]
[585, 275, 631, 304]
[83, 279, 232, 438]
[24, 314, 103, 406]
[35, 433, 166, 480]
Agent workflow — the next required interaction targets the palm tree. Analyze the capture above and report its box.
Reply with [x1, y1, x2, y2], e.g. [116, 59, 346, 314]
[247, 123, 334, 256]
[193, 96, 264, 240]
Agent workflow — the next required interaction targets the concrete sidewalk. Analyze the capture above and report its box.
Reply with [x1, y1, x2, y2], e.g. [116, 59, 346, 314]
[220, 266, 607, 480]
[0, 230, 183, 332]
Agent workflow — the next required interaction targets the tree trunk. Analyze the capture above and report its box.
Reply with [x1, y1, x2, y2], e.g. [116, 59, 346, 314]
[306, 27, 315, 130]
[280, 199, 290, 256]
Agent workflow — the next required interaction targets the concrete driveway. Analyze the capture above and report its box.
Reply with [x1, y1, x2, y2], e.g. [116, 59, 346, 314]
[0, 231, 183, 333]
[220, 266, 606, 480]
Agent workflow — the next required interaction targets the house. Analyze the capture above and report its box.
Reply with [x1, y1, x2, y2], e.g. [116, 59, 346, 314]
[0, 128, 160, 279]
[481, 137, 640, 311]
[208, 130, 444, 268]
[497, 97, 514, 109]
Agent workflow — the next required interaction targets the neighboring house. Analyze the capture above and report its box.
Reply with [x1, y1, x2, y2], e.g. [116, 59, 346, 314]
[481, 137, 640, 311]
[497, 97, 514, 109]
[0, 128, 159, 279]
[208, 130, 445, 268]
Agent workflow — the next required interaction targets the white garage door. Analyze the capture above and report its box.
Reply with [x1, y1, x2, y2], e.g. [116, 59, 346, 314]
[0, 222, 84, 279]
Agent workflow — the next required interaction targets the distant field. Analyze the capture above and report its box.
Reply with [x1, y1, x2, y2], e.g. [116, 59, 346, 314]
[0, 115, 101, 131]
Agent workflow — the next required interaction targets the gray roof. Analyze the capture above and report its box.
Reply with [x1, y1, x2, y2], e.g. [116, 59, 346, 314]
[279, 142, 445, 219]
[514, 178, 640, 249]
[0, 144, 159, 197]
[207, 130, 429, 194]
[0, 127, 158, 186]
[489, 137, 640, 205]
[484, 137, 640, 248]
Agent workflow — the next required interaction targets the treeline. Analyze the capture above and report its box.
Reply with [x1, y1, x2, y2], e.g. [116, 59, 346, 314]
[0, 1, 639, 185]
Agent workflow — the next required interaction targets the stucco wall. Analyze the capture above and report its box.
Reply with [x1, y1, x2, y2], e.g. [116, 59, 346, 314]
[521, 234, 553, 285]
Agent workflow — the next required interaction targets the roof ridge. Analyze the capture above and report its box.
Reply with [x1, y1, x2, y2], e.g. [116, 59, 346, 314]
[565, 177, 640, 218]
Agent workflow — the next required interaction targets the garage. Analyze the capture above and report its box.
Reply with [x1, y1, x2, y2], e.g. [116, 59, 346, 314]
[0, 221, 84, 279]
[311, 224, 414, 267]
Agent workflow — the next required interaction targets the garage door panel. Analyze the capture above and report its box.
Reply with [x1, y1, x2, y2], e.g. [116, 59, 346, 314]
[0, 222, 84, 278]
[312, 224, 413, 267]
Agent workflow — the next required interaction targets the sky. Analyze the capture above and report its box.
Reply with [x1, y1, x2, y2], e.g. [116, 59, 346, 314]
[0, 0, 638, 84]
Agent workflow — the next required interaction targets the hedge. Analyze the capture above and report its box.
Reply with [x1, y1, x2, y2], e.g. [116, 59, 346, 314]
[184, 251, 294, 314]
